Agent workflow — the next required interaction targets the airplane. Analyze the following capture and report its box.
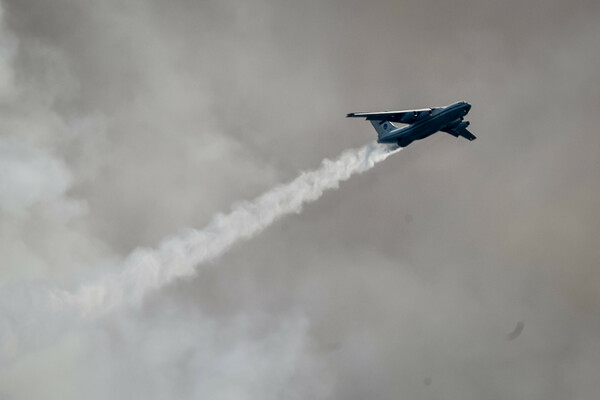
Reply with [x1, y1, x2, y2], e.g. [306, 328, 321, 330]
[347, 101, 475, 147]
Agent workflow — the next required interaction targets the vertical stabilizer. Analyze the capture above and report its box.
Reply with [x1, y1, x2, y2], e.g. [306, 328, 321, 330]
[370, 120, 397, 140]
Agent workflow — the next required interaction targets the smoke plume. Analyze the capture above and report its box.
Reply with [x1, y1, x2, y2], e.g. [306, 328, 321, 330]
[57, 141, 400, 316]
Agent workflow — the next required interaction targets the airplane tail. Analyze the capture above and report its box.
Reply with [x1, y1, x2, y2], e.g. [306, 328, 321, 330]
[370, 120, 397, 140]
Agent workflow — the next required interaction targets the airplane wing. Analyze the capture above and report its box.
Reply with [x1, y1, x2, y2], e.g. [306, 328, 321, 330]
[347, 108, 432, 124]
[460, 128, 476, 141]
[442, 126, 477, 141]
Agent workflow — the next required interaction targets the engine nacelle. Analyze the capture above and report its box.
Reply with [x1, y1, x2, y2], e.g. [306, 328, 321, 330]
[399, 109, 433, 124]
[457, 121, 470, 130]
[447, 118, 462, 129]
[415, 110, 430, 121]
[400, 111, 419, 123]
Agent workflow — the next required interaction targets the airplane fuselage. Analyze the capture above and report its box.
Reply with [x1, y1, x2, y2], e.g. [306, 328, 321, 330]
[378, 102, 471, 146]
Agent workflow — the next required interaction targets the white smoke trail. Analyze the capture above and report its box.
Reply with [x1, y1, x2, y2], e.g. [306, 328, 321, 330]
[57, 141, 400, 316]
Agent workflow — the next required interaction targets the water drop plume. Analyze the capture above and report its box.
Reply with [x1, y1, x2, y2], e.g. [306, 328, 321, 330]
[58, 142, 401, 315]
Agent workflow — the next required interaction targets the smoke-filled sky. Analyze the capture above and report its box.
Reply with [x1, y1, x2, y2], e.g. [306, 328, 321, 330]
[1, 0, 600, 399]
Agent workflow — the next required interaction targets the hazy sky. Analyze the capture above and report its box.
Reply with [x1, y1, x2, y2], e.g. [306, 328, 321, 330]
[1, 0, 599, 399]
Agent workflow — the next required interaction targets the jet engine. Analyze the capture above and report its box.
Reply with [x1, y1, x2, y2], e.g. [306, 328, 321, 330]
[415, 110, 430, 121]
[447, 118, 462, 129]
[400, 111, 419, 124]
[457, 121, 470, 130]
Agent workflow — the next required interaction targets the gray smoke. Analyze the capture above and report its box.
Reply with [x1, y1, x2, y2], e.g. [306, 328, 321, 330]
[0, 139, 398, 398]
[1, 0, 600, 399]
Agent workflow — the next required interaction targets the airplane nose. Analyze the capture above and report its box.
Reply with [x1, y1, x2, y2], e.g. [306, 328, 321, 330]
[464, 103, 471, 112]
